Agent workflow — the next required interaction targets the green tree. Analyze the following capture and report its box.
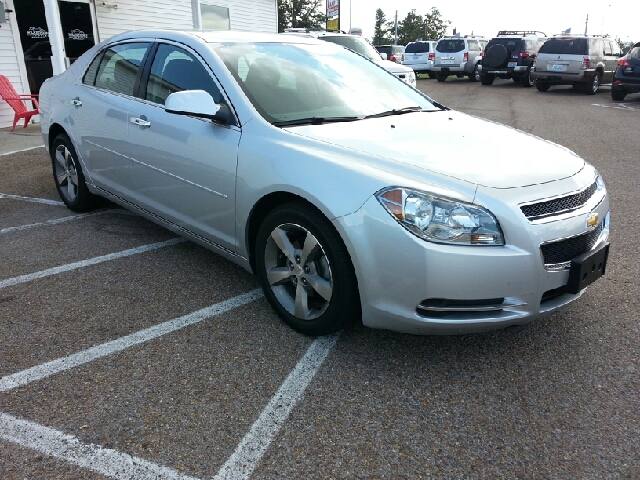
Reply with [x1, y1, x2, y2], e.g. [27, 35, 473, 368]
[616, 38, 636, 54]
[397, 9, 424, 45]
[397, 8, 451, 44]
[372, 8, 393, 45]
[423, 7, 450, 40]
[278, 0, 325, 33]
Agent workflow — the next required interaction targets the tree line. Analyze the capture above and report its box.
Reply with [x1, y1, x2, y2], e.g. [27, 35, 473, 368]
[277, 1, 451, 45]
[373, 8, 450, 45]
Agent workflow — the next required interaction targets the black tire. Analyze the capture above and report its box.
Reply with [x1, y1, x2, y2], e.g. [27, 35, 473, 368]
[583, 72, 601, 95]
[611, 88, 626, 101]
[521, 69, 535, 87]
[536, 81, 550, 92]
[480, 74, 495, 85]
[484, 44, 509, 68]
[51, 133, 99, 212]
[255, 201, 360, 336]
[436, 73, 447, 82]
[469, 64, 480, 82]
[428, 72, 435, 79]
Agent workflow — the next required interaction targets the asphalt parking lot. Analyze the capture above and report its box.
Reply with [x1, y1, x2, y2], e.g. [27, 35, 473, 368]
[0, 80, 639, 479]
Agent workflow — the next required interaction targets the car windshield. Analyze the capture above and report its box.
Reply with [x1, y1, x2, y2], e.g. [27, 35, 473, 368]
[318, 35, 380, 61]
[215, 42, 439, 125]
[539, 38, 588, 55]
[405, 42, 430, 53]
[436, 39, 465, 53]
[629, 45, 640, 59]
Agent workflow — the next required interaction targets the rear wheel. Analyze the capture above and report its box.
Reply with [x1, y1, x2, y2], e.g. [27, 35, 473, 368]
[536, 81, 550, 92]
[436, 73, 447, 82]
[51, 133, 99, 212]
[521, 69, 535, 87]
[611, 88, 627, 101]
[255, 202, 359, 336]
[480, 74, 495, 85]
[469, 64, 480, 82]
[584, 72, 601, 95]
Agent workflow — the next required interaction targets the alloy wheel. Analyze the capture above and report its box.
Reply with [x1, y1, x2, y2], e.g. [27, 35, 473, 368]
[54, 144, 79, 202]
[263, 223, 333, 320]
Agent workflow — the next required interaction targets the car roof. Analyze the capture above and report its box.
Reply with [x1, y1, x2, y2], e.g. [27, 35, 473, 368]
[106, 29, 321, 46]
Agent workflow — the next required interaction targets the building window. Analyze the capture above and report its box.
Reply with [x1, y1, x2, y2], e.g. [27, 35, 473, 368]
[200, 3, 230, 30]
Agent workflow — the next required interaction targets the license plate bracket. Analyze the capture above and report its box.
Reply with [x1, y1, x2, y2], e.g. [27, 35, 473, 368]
[566, 243, 609, 294]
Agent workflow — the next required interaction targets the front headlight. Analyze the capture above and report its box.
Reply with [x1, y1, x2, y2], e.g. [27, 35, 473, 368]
[405, 71, 416, 86]
[376, 187, 504, 246]
[595, 173, 606, 193]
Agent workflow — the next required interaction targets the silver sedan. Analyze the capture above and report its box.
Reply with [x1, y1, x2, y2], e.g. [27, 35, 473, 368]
[39, 30, 610, 335]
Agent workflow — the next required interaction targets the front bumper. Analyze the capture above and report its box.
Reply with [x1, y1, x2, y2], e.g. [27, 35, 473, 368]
[334, 173, 610, 335]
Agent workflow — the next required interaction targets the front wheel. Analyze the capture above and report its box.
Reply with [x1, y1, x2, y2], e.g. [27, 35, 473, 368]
[536, 81, 550, 92]
[255, 202, 360, 336]
[51, 133, 99, 212]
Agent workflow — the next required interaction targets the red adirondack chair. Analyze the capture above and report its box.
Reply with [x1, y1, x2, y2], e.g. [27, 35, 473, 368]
[0, 74, 40, 131]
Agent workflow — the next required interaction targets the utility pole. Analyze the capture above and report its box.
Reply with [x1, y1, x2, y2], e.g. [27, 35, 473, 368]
[584, 14, 588, 35]
[394, 10, 398, 45]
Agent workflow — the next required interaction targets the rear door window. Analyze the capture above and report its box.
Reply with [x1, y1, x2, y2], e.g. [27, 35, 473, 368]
[539, 38, 588, 55]
[92, 43, 150, 96]
[405, 42, 429, 54]
[436, 39, 465, 53]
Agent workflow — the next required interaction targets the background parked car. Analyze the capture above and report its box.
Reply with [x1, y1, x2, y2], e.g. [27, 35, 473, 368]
[432, 35, 487, 82]
[479, 30, 547, 87]
[402, 40, 438, 78]
[375, 44, 405, 63]
[611, 42, 640, 100]
[282, 30, 416, 86]
[532, 35, 622, 94]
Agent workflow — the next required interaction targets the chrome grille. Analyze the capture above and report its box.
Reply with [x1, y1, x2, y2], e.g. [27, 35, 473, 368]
[521, 181, 597, 220]
[541, 222, 603, 269]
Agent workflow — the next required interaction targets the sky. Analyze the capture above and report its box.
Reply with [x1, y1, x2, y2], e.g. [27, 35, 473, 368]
[331, 0, 638, 44]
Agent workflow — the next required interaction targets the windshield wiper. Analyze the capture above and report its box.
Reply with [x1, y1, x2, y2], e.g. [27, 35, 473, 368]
[364, 106, 426, 119]
[273, 116, 361, 127]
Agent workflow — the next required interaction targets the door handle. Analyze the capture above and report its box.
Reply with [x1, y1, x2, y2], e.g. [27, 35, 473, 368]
[130, 117, 151, 128]
[70, 98, 82, 107]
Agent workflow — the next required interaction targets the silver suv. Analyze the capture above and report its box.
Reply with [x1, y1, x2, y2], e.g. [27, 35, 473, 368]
[402, 40, 438, 78]
[432, 35, 488, 82]
[532, 35, 622, 94]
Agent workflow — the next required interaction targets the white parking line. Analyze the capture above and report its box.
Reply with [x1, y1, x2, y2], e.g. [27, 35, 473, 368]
[0, 209, 135, 235]
[0, 289, 263, 392]
[0, 145, 45, 156]
[0, 193, 65, 206]
[0, 238, 185, 291]
[0, 411, 201, 480]
[213, 334, 340, 480]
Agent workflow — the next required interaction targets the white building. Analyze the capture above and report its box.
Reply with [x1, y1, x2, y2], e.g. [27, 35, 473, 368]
[0, 0, 278, 129]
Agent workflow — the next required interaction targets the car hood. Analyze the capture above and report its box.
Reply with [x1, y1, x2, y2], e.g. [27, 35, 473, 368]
[374, 59, 413, 74]
[284, 110, 585, 189]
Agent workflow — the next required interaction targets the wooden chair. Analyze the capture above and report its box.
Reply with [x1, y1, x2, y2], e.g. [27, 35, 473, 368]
[0, 75, 40, 131]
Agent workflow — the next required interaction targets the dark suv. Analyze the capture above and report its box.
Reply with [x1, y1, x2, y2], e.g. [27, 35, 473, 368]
[479, 31, 547, 87]
[611, 42, 640, 100]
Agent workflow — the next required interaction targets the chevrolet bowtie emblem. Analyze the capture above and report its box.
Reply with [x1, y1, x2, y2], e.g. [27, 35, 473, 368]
[587, 213, 599, 228]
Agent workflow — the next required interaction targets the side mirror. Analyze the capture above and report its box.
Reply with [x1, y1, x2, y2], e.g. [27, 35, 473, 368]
[165, 90, 231, 124]
[379, 52, 388, 60]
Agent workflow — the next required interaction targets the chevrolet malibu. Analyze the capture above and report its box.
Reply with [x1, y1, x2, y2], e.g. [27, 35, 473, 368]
[39, 30, 610, 335]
